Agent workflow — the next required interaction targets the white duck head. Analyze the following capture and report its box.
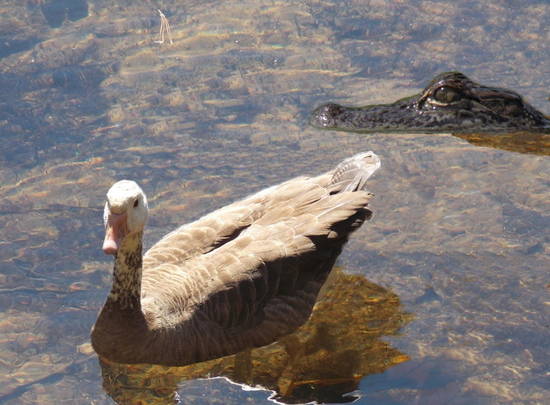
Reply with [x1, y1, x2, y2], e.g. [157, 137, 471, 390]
[103, 180, 149, 255]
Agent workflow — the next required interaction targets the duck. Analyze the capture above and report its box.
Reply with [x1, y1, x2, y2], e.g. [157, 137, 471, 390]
[91, 151, 381, 366]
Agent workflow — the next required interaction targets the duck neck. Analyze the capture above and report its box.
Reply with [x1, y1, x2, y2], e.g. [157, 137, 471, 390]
[107, 231, 143, 311]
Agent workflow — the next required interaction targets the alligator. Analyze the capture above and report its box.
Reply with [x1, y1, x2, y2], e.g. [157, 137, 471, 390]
[310, 72, 550, 155]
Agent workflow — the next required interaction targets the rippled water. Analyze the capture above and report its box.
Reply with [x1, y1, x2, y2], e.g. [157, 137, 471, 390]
[0, 0, 548, 404]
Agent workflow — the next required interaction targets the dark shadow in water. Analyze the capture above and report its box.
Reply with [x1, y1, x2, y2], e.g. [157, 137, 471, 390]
[0, 37, 41, 59]
[309, 72, 550, 156]
[40, 0, 89, 28]
[98, 268, 412, 404]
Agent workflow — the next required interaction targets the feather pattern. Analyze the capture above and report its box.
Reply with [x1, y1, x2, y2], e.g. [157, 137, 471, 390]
[91, 151, 380, 366]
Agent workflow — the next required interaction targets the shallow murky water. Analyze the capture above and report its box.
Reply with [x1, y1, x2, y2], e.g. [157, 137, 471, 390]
[0, 0, 548, 404]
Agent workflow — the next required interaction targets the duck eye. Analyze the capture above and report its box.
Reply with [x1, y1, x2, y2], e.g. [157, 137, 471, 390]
[133, 199, 139, 208]
[432, 86, 461, 103]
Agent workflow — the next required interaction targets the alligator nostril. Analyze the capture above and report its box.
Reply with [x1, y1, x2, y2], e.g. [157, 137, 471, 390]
[310, 103, 344, 128]
[323, 103, 344, 116]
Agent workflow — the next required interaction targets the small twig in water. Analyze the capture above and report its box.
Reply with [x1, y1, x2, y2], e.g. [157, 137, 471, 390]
[155, 9, 173, 45]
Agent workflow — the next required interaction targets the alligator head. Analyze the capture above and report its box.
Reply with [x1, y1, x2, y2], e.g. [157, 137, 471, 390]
[310, 72, 550, 134]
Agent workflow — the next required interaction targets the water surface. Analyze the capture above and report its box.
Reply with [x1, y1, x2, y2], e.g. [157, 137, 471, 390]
[0, 0, 548, 404]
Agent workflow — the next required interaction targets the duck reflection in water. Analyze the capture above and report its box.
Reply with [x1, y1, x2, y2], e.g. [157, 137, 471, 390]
[99, 268, 412, 404]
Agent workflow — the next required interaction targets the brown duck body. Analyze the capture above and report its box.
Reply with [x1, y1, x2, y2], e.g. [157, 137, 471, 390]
[91, 152, 380, 366]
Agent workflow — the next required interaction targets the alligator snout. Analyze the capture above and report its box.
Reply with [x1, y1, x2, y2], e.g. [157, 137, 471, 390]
[310, 103, 345, 129]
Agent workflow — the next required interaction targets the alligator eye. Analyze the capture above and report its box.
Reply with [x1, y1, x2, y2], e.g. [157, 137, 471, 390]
[432, 87, 461, 104]
[133, 199, 139, 208]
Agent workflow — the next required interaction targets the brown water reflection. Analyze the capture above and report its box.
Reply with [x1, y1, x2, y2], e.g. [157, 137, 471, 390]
[99, 268, 411, 404]
[455, 132, 550, 156]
